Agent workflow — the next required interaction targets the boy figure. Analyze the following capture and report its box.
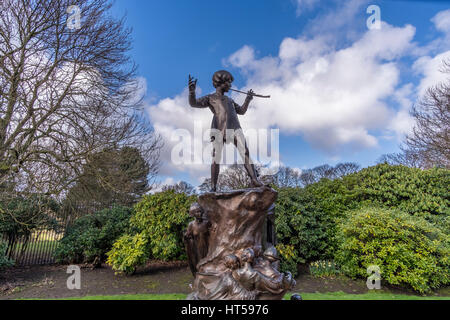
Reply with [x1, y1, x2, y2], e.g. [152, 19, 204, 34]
[188, 70, 263, 192]
[184, 202, 210, 276]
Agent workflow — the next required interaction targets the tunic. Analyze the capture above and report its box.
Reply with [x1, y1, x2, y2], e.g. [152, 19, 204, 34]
[189, 93, 248, 143]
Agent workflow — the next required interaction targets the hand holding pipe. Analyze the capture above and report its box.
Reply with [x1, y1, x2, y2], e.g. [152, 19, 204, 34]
[229, 88, 271, 99]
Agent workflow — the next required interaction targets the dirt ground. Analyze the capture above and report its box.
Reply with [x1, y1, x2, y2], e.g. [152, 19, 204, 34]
[0, 262, 447, 300]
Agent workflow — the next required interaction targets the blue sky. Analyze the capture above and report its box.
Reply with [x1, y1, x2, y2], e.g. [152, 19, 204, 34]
[110, 0, 450, 188]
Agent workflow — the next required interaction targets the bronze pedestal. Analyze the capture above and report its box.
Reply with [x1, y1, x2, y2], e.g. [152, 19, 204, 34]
[185, 186, 295, 300]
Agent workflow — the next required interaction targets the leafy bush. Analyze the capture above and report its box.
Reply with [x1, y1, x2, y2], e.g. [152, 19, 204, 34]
[276, 243, 299, 277]
[274, 165, 449, 280]
[107, 190, 197, 273]
[335, 207, 449, 293]
[131, 191, 196, 260]
[106, 233, 148, 274]
[297, 164, 449, 229]
[55, 206, 132, 265]
[0, 242, 13, 269]
[275, 186, 344, 270]
[341, 164, 449, 221]
[0, 195, 60, 240]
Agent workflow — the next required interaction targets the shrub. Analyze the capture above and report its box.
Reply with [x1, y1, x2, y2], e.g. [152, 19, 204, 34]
[107, 190, 197, 273]
[275, 186, 344, 269]
[276, 243, 299, 277]
[274, 165, 449, 275]
[0, 242, 13, 269]
[298, 164, 449, 229]
[131, 191, 196, 260]
[55, 206, 132, 265]
[335, 207, 449, 293]
[0, 195, 60, 242]
[106, 233, 148, 275]
[345, 164, 448, 215]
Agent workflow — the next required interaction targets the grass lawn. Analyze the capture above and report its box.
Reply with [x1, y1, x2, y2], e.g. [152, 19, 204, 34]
[44, 292, 450, 300]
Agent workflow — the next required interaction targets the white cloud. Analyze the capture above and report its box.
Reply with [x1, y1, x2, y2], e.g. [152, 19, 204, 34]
[416, 9, 450, 56]
[144, 7, 450, 180]
[279, 37, 329, 62]
[387, 84, 415, 139]
[385, 9, 450, 140]
[432, 9, 450, 34]
[227, 45, 255, 68]
[226, 22, 416, 153]
[413, 51, 450, 97]
[146, 22, 416, 179]
[303, 0, 370, 42]
[146, 88, 213, 179]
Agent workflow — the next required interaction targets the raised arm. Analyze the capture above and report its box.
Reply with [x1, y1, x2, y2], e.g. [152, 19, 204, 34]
[234, 89, 254, 115]
[189, 74, 209, 108]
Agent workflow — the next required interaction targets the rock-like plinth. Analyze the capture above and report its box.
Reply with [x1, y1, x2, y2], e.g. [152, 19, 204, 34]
[185, 186, 295, 300]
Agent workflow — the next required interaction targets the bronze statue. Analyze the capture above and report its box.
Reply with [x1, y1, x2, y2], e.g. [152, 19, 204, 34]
[188, 70, 263, 192]
[254, 246, 281, 278]
[186, 187, 296, 300]
[232, 248, 259, 291]
[185, 70, 295, 301]
[184, 202, 210, 276]
[207, 254, 257, 300]
[233, 247, 295, 299]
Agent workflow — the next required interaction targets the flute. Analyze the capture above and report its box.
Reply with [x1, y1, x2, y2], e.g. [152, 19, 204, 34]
[229, 88, 271, 99]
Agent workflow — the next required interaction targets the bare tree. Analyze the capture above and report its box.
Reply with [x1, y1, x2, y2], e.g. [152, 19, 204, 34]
[403, 60, 450, 169]
[298, 169, 316, 187]
[0, 0, 161, 203]
[262, 166, 302, 188]
[162, 181, 196, 196]
[299, 162, 360, 186]
[220, 164, 253, 190]
[198, 164, 258, 192]
[378, 151, 423, 168]
[380, 60, 450, 169]
[312, 164, 336, 180]
[299, 164, 335, 186]
[333, 162, 361, 177]
[198, 178, 213, 193]
[198, 162, 362, 191]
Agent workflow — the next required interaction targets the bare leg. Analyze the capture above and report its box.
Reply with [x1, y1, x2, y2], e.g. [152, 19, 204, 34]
[211, 163, 220, 192]
[233, 133, 263, 188]
[211, 140, 224, 192]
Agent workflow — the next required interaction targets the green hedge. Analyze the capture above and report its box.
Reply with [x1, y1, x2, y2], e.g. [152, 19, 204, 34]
[335, 207, 449, 293]
[341, 164, 449, 221]
[275, 186, 341, 268]
[55, 206, 133, 265]
[274, 164, 449, 279]
[107, 190, 197, 274]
